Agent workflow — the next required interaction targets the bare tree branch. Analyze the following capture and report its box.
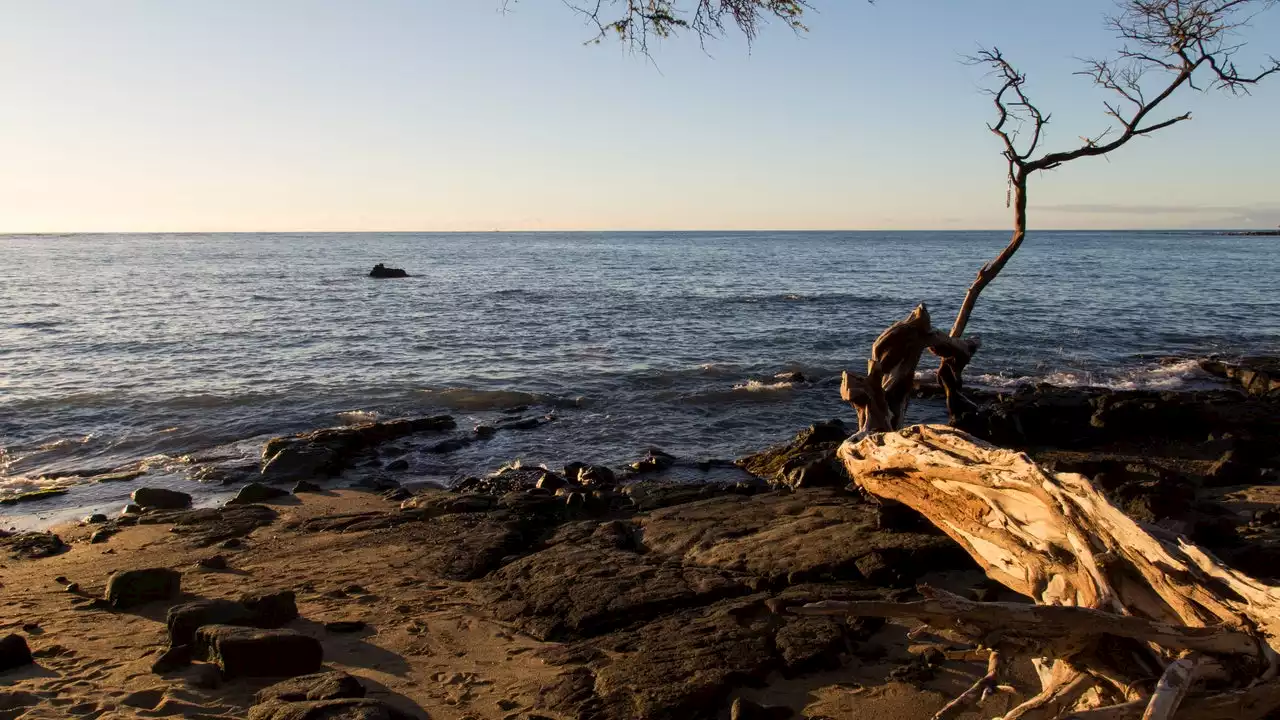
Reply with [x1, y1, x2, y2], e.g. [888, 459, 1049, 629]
[503, 0, 813, 52]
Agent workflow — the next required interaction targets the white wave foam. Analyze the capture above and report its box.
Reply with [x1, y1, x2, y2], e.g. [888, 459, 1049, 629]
[972, 359, 1219, 391]
[337, 410, 380, 424]
[732, 379, 795, 392]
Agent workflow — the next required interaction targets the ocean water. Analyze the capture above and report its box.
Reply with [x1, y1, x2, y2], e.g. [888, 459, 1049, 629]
[3, 231, 1278, 522]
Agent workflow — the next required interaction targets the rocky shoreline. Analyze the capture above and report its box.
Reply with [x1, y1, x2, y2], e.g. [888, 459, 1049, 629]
[2, 359, 1278, 719]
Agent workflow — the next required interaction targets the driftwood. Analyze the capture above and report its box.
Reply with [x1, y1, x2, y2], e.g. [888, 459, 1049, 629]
[840, 304, 979, 435]
[817, 424, 1280, 719]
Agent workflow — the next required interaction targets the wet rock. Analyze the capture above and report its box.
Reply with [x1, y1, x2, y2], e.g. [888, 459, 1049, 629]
[151, 643, 193, 674]
[131, 487, 192, 510]
[0, 634, 33, 672]
[292, 481, 323, 493]
[0, 488, 69, 505]
[737, 420, 851, 489]
[241, 590, 300, 628]
[105, 568, 181, 608]
[368, 263, 409, 278]
[732, 697, 795, 720]
[384, 459, 409, 472]
[89, 470, 145, 483]
[255, 670, 367, 703]
[1200, 356, 1280, 397]
[474, 424, 497, 438]
[248, 698, 415, 720]
[427, 436, 474, 454]
[260, 416, 455, 482]
[2, 533, 68, 560]
[628, 448, 676, 474]
[195, 625, 322, 678]
[578, 465, 617, 488]
[774, 371, 807, 383]
[535, 471, 571, 491]
[230, 482, 291, 504]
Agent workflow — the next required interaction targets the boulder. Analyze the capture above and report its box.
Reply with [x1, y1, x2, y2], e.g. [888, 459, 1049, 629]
[1, 533, 68, 560]
[0, 634, 33, 672]
[736, 421, 851, 489]
[255, 670, 366, 703]
[578, 465, 617, 488]
[194, 625, 322, 678]
[0, 488, 69, 505]
[131, 487, 192, 510]
[260, 416, 455, 482]
[104, 568, 181, 608]
[293, 481, 323, 493]
[1200, 356, 1280, 397]
[368, 263, 409, 279]
[241, 590, 300, 628]
[248, 698, 415, 720]
[627, 448, 676, 474]
[167, 599, 259, 647]
[229, 482, 290, 504]
[83, 513, 108, 524]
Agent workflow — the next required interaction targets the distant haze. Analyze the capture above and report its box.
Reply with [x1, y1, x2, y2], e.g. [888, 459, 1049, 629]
[1, 1, 1277, 231]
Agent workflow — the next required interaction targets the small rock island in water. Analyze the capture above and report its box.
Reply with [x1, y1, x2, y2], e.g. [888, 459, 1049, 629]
[368, 263, 409, 278]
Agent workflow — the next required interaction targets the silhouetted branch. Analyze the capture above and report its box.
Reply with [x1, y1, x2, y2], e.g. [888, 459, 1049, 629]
[504, 0, 812, 51]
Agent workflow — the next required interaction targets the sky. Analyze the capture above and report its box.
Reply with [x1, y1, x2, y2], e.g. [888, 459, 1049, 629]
[1, 1, 1277, 232]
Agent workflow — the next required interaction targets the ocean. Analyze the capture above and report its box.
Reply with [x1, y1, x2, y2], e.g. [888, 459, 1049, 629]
[3, 230, 1278, 526]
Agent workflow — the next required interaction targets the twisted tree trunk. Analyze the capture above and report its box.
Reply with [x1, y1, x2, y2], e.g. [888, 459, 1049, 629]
[800, 424, 1280, 719]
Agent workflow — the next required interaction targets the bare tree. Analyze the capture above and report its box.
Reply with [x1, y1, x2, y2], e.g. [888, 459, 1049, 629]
[504, 0, 811, 52]
[929, 0, 1280, 424]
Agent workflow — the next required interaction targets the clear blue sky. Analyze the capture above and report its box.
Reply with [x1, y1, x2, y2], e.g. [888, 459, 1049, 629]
[1, 1, 1276, 231]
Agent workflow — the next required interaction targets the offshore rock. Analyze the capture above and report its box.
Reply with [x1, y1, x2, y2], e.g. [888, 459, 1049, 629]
[368, 263, 409, 278]
[260, 415, 455, 482]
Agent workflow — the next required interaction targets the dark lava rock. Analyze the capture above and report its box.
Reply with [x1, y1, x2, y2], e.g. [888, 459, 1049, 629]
[195, 625, 322, 678]
[105, 568, 181, 608]
[150, 643, 193, 673]
[732, 697, 795, 720]
[241, 590, 300, 628]
[292, 481, 323, 493]
[638, 488, 968, 586]
[368, 263, 409, 279]
[578, 465, 617, 488]
[198, 555, 229, 570]
[230, 482, 291, 504]
[136, 504, 278, 547]
[2, 533, 68, 560]
[736, 420, 851, 489]
[260, 415, 454, 482]
[479, 532, 751, 642]
[1200, 356, 1280, 397]
[131, 487, 192, 510]
[169, 600, 257, 646]
[1, 634, 33, 672]
[324, 621, 366, 633]
[248, 698, 415, 720]
[255, 670, 367, 703]
[627, 448, 677, 474]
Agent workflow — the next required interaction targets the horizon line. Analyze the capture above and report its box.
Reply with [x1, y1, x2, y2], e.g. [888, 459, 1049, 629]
[0, 227, 1269, 236]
